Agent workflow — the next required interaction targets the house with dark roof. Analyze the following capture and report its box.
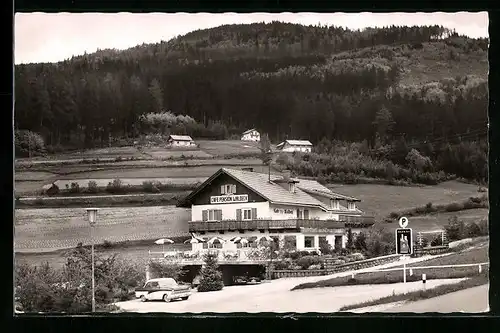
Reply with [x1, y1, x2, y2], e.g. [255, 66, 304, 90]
[276, 140, 313, 153]
[167, 135, 196, 147]
[241, 128, 260, 142]
[179, 168, 374, 252]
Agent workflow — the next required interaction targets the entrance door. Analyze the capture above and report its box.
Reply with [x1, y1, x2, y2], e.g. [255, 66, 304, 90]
[334, 235, 342, 249]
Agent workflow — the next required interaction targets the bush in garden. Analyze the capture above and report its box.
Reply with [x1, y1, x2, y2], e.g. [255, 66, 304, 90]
[148, 261, 185, 280]
[69, 182, 81, 194]
[87, 181, 99, 194]
[318, 237, 333, 255]
[105, 178, 127, 194]
[476, 219, 489, 236]
[142, 180, 161, 193]
[15, 245, 145, 313]
[430, 235, 443, 247]
[273, 260, 292, 270]
[465, 221, 482, 238]
[445, 202, 465, 212]
[346, 228, 354, 250]
[296, 255, 322, 270]
[364, 227, 395, 257]
[353, 232, 367, 252]
[197, 252, 224, 292]
[444, 215, 466, 241]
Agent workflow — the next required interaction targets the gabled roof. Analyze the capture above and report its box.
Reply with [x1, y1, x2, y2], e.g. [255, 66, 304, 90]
[178, 168, 361, 210]
[284, 140, 313, 146]
[242, 128, 258, 135]
[168, 135, 194, 141]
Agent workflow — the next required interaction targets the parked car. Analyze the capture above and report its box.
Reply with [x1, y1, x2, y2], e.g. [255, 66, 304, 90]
[232, 275, 261, 285]
[135, 278, 191, 303]
[191, 274, 201, 288]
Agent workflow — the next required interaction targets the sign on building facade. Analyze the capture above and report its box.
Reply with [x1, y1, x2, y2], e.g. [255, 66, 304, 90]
[210, 194, 249, 204]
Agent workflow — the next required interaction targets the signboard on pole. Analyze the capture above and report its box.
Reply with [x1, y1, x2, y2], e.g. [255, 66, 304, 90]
[396, 228, 413, 255]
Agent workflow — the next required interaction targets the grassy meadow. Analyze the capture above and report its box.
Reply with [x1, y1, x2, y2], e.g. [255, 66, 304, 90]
[14, 140, 489, 258]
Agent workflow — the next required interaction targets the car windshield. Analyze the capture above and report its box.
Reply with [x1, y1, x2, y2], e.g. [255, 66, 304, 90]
[161, 281, 178, 288]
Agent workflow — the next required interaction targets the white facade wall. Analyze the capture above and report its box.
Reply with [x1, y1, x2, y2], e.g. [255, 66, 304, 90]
[281, 144, 312, 153]
[190, 199, 358, 251]
[241, 131, 260, 142]
[191, 202, 270, 221]
[171, 140, 195, 147]
[269, 203, 331, 220]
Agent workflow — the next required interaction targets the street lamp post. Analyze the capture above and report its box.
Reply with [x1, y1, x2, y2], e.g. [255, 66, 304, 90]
[86, 208, 99, 313]
[267, 149, 272, 182]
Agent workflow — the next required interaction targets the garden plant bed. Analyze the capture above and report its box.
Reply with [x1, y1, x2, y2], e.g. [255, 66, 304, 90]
[291, 245, 488, 291]
[271, 254, 400, 280]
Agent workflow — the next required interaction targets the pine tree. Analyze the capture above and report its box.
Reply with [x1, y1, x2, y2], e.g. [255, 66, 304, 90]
[197, 252, 224, 292]
[346, 228, 354, 250]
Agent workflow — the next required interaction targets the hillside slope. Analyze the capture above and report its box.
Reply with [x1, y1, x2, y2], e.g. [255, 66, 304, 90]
[15, 23, 488, 149]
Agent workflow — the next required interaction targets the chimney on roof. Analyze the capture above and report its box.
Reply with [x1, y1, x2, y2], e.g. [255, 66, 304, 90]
[242, 167, 254, 172]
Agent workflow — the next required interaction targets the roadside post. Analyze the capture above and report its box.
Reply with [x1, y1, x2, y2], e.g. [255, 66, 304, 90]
[396, 217, 413, 291]
[422, 273, 427, 292]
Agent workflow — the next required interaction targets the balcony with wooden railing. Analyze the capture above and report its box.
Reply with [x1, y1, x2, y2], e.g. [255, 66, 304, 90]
[188, 215, 375, 233]
[339, 215, 376, 228]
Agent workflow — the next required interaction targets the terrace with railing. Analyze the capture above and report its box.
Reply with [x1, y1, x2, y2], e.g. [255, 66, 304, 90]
[148, 248, 274, 265]
[188, 215, 375, 233]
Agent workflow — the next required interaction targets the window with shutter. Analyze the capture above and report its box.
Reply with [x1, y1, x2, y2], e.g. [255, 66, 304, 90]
[304, 209, 309, 219]
[243, 209, 252, 220]
[220, 185, 225, 195]
[202, 210, 208, 221]
[236, 209, 242, 221]
[251, 208, 257, 219]
[217, 210, 223, 220]
[232, 184, 237, 194]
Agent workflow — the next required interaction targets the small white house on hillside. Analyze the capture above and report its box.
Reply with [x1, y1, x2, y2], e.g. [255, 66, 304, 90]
[241, 129, 260, 142]
[276, 140, 313, 153]
[167, 135, 196, 147]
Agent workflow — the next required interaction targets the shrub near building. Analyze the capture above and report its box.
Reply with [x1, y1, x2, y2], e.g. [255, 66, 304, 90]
[197, 252, 224, 292]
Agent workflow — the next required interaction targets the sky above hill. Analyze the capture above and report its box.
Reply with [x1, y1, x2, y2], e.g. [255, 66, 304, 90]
[15, 12, 488, 64]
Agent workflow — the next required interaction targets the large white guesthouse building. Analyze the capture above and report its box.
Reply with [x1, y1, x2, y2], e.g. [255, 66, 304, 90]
[179, 168, 374, 251]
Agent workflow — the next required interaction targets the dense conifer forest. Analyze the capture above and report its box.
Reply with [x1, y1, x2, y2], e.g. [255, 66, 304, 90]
[15, 22, 489, 183]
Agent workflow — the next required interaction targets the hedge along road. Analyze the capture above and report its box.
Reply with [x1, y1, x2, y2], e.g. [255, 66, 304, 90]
[115, 255, 466, 313]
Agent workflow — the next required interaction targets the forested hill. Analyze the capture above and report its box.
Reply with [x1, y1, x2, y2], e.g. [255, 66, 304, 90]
[15, 22, 488, 149]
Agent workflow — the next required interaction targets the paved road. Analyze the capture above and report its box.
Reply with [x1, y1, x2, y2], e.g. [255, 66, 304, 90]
[115, 256, 464, 313]
[383, 284, 489, 313]
[116, 278, 465, 313]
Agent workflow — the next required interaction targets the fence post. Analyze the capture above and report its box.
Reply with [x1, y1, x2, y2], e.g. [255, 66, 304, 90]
[145, 263, 151, 281]
[478, 264, 482, 274]
[403, 262, 407, 285]
[351, 273, 355, 279]
[409, 268, 413, 276]
[422, 273, 426, 292]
